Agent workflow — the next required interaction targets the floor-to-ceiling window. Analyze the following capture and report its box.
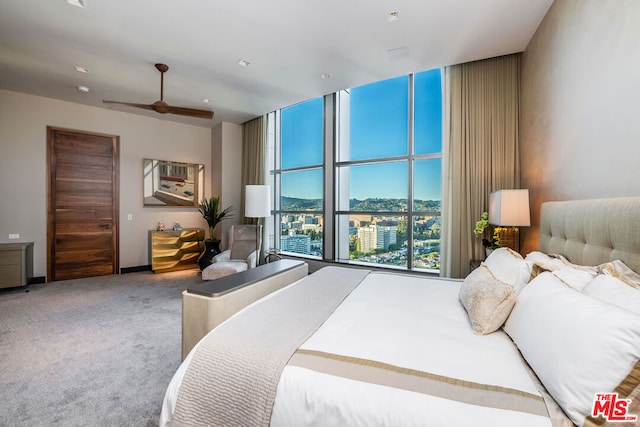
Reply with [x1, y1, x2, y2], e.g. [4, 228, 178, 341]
[269, 68, 441, 272]
[269, 97, 324, 258]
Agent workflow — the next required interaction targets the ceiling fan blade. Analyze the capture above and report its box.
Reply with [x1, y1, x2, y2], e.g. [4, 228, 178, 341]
[164, 105, 214, 119]
[104, 65, 214, 120]
[103, 100, 154, 111]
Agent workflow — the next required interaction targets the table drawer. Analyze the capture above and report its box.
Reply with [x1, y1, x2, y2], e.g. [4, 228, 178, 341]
[0, 251, 20, 266]
[0, 264, 22, 286]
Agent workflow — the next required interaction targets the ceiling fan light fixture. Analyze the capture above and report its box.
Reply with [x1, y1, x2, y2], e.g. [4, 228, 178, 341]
[202, 98, 211, 104]
[387, 11, 400, 22]
[75, 65, 89, 73]
[66, 0, 86, 8]
[237, 59, 250, 67]
[77, 85, 90, 93]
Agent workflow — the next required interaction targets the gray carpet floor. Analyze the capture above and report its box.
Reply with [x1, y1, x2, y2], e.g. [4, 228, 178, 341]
[0, 269, 203, 427]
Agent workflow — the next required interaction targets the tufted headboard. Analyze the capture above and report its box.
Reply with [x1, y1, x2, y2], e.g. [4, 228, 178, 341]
[539, 197, 640, 272]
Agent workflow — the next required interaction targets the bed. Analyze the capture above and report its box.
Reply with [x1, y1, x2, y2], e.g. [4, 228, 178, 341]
[161, 197, 640, 427]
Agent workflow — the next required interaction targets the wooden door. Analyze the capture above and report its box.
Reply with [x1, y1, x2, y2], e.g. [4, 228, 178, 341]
[47, 127, 119, 281]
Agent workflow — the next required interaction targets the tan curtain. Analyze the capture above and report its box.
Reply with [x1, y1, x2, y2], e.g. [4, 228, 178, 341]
[241, 115, 268, 260]
[442, 54, 521, 278]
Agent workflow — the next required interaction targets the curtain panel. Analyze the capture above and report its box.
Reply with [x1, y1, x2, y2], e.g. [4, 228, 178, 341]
[241, 115, 268, 260]
[442, 54, 521, 278]
[241, 115, 268, 223]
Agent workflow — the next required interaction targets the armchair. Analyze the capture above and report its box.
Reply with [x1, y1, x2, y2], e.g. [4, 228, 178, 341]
[201, 224, 262, 280]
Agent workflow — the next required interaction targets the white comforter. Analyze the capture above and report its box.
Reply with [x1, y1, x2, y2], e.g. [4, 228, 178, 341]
[161, 271, 553, 427]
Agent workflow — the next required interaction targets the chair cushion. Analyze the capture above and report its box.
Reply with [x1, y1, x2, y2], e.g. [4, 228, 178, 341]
[230, 225, 259, 260]
[202, 261, 248, 280]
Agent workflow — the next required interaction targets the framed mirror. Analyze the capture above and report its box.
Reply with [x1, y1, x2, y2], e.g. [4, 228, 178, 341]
[143, 158, 204, 208]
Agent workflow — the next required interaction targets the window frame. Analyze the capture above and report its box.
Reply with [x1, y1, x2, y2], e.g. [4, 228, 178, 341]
[268, 69, 442, 272]
[269, 99, 326, 259]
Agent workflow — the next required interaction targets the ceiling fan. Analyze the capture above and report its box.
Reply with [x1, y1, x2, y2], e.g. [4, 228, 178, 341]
[103, 63, 213, 119]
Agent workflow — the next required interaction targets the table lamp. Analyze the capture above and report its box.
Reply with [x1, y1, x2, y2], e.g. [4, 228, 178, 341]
[489, 189, 530, 253]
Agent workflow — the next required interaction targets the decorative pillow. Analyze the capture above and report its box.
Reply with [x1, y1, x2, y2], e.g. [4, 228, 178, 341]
[601, 259, 640, 289]
[483, 247, 531, 293]
[459, 265, 516, 335]
[503, 272, 640, 427]
[583, 274, 640, 314]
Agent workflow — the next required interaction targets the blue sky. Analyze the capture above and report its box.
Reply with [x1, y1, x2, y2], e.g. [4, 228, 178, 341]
[280, 68, 442, 202]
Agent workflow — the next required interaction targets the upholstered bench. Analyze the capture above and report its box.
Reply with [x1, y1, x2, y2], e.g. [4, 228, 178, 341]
[201, 260, 247, 280]
[182, 259, 308, 359]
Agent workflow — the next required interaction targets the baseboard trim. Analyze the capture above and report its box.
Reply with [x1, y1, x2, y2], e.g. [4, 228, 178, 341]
[120, 265, 152, 274]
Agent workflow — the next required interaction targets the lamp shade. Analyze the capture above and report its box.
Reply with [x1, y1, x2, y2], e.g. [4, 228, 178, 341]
[489, 189, 530, 227]
[245, 185, 271, 218]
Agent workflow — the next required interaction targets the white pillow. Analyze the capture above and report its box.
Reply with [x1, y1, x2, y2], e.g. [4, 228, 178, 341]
[524, 251, 599, 273]
[524, 251, 565, 268]
[583, 274, 640, 314]
[601, 259, 640, 289]
[524, 251, 598, 291]
[483, 247, 531, 293]
[551, 268, 596, 292]
[504, 272, 640, 427]
[459, 265, 516, 335]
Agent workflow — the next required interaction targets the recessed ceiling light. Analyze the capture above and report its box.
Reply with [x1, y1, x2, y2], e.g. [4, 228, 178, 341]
[387, 11, 399, 22]
[77, 85, 90, 93]
[202, 98, 211, 104]
[320, 73, 331, 80]
[66, 0, 86, 8]
[75, 65, 89, 73]
[237, 59, 250, 67]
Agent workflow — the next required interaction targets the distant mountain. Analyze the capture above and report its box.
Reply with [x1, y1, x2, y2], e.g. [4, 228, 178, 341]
[351, 198, 440, 212]
[281, 196, 440, 212]
[281, 196, 322, 211]
[350, 198, 405, 211]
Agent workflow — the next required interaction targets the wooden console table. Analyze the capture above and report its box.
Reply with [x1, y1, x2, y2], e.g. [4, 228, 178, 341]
[149, 228, 205, 273]
[182, 259, 308, 359]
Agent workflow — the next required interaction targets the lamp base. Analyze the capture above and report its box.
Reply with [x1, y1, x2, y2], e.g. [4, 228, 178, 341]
[495, 226, 520, 253]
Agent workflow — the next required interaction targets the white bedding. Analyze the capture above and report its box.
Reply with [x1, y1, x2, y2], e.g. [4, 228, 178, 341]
[161, 271, 553, 427]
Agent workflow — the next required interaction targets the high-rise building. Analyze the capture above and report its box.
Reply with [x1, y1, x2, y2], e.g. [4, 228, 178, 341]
[376, 225, 397, 250]
[281, 234, 311, 254]
[304, 216, 318, 225]
[357, 226, 377, 252]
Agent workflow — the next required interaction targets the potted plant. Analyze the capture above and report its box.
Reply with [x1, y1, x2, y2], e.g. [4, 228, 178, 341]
[197, 197, 234, 270]
[474, 212, 500, 256]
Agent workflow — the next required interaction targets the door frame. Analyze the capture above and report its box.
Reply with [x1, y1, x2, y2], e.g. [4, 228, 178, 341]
[46, 126, 120, 282]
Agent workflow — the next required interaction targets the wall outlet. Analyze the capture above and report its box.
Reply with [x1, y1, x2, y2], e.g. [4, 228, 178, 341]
[8, 233, 19, 239]
[127, 214, 133, 221]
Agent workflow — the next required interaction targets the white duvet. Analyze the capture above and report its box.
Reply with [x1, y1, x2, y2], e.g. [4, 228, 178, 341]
[161, 271, 553, 427]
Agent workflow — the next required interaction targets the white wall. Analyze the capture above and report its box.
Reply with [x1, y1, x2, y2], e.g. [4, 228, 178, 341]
[519, 0, 640, 253]
[0, 89, 217, 278]
[211, 122, 243, 250]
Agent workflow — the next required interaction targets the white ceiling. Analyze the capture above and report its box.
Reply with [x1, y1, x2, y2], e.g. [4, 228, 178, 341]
[0, 0, 553, 129]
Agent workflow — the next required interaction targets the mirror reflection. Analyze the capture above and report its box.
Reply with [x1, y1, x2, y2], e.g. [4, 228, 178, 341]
[143, 158, 204, 207]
